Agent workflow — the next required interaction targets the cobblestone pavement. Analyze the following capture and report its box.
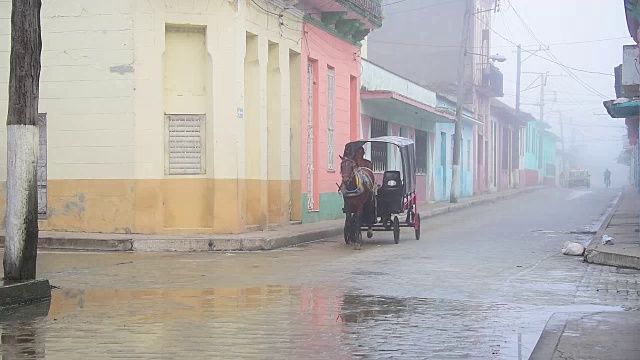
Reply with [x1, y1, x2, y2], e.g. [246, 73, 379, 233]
[1, 188, 639, 359]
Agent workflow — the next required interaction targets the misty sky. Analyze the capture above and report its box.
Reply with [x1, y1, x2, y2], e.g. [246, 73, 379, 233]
[490, 0, 631, 186]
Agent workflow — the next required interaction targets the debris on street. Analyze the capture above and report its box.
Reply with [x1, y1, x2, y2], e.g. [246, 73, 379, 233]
[562, 241, 585, 256]
[601, 234, 615, 245]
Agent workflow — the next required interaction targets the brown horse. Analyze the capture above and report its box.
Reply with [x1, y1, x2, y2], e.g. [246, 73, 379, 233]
[339, 155, 375, 249]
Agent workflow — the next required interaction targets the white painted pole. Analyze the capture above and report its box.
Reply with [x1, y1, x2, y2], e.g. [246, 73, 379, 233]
[5, 126, 39, 280]
[451, 0, 473, 203]
[3, 0, 42, 281]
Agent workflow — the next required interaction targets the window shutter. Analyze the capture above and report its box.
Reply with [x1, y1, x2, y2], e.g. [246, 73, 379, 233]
[327, 67, 335, 171]
[166, 114, 205, 175]
[307, 61, 315, 210]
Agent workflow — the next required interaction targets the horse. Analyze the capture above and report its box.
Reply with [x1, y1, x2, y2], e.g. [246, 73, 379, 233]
[339, 155, 376, 250]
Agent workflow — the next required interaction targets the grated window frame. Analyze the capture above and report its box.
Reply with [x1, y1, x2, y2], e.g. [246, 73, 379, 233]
[165, 114, 206, 176]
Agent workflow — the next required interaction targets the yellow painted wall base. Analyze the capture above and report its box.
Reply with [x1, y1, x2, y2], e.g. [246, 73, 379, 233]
[243, 179, 294, 228]
[0, 179, 293, 234]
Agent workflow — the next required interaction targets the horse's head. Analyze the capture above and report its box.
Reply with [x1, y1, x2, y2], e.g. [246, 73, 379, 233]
[339, 155, 357, 185]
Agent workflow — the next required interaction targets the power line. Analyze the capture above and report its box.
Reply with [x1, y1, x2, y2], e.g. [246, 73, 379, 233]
[540, 36, 630, 46]
[476, 21, 613, 77]
[504, 0, 610, 99]
[504, 1, 611, 98]
[367, 36, 630, 50]
[500, 9, 517, 44]
[383, 0, 413, 6]
[522, 52, 613, 76]
[385, 0, 465, 15]
[474, 12, 610, 99]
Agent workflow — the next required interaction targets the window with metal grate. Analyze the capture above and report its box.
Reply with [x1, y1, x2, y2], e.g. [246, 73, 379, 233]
[370, 118, 388, 172]
[165, 114, 205, 175]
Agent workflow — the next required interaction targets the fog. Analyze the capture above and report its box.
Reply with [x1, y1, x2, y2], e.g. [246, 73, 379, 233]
[491, 0, 631, 188]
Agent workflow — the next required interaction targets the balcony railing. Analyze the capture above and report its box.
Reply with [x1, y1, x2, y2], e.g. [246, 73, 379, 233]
[343, 0, 383, 19]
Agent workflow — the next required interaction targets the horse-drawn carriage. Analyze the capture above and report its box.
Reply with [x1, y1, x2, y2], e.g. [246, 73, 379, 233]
[339, 136, 421, 248]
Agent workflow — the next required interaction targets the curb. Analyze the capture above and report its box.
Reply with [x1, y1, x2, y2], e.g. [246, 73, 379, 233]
[529, 312, 630, 360]
[584, 190, 640, 269]
[0, 297, 51, 321]
[0, 279, 52, 308]
[585, 191, 622, 254]
[0, 187, 540, 252]
[529, 312, 578, 360]
[584, 248, 640, 269]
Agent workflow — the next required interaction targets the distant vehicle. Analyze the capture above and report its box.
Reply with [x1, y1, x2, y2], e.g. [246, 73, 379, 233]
[567, 169, 591, 188]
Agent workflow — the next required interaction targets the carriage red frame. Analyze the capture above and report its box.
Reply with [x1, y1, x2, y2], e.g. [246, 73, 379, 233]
[342, 136, 421, 243]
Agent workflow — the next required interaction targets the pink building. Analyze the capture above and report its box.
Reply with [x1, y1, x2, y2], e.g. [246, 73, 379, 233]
[296, 2, 382, 223]
[490, 100, 530, 192]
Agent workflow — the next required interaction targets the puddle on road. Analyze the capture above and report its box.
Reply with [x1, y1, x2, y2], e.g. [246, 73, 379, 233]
[0, 287, 625, 359]
[0, 300, 51, 359]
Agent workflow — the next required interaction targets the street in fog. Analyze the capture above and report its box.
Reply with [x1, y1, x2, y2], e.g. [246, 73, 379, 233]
[1, 188, 637, 359]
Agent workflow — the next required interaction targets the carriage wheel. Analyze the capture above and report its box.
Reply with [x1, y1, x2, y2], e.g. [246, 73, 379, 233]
[414, 213, 421, 240]
[393, 216, 400, 244]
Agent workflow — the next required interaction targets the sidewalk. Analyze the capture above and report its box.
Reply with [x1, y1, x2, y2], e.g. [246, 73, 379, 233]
[530, 188, 640, 359]
[585, 187, 640, 269]
[529, 312, 640, 360]
[0, 187, 540, 252]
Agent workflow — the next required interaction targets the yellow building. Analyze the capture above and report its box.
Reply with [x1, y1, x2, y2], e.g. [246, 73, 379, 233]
[0, 0, 303, 234]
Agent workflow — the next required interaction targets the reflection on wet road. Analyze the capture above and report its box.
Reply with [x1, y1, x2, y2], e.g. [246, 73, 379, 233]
[1, 188, 638, 359]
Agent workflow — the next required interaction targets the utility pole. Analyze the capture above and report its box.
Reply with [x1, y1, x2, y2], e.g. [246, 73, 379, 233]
[556, 110, 566, 186]
[558, 113, 565, 154]
[515, 45, 522, 113]
[538, 73, 546, 175]
[516, 46, 550, 112]
[4, 0, 42, 280]
[451, 0, 473, 203]
[538, 73, 546, 123]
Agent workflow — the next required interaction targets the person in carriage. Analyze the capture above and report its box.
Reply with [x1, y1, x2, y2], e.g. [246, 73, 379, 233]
[339, 137, 421, 248]
[354, 146, 373, 170]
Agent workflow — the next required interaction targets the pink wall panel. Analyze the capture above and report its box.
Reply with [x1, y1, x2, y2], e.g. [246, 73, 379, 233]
[523, 169, 539, 187]
[300, 23, 362, 196]
[416, 175, 427, 202]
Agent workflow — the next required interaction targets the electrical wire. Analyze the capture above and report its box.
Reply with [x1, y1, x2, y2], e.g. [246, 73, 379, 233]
[385, 0, 466, 15]
[250, 0, 304, 43]
[500, 9, 517, 44]
[366, 36, 631, 50]
[541, 36, 630, 46]
[504, 0, 610, 99]
[251, 0, 281, 17]
[383, 0, 414, 6]
[474, 13, 611, 99]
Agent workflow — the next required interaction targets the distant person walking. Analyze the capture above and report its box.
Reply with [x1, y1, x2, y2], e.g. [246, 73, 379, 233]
[604, 169, 611, 188]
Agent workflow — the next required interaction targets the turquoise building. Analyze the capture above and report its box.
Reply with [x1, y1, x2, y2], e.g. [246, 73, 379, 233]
[434, 96, 479, 201]
[542, 131, 560, 186]
[522, 120, 550, 186]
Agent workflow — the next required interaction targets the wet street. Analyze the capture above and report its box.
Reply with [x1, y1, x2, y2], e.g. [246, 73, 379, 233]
[2, 188, 640, 359]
